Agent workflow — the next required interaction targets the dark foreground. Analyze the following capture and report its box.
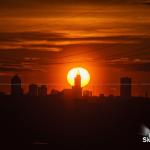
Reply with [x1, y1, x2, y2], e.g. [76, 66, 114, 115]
[0, 95, 150, 149]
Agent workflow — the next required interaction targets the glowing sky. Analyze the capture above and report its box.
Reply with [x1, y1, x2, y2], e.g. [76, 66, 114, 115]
[0, 0, 150, 95]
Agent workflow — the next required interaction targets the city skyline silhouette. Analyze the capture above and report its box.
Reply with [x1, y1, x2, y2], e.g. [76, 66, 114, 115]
[0, 0, 150, 148]
[0, 73, 150, 147]
[0, 73, 149, 99]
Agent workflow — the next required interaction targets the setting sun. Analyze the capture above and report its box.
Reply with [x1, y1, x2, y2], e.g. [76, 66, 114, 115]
[67, 67, 90, 87]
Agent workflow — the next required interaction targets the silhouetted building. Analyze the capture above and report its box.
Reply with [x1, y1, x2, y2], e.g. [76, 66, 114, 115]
[72, 72, 82, 98]
[74, 71, 81, 87]
[28, 84, 38, 96]
[51, 89, 60, 95]
[62, 89, 73, 98]
[83, 90, 92, 97]
[38, 85, 47, 96]
[120, 77, 132, 98]
[99, 94, 105, 98]
[11, 75, 23, 96]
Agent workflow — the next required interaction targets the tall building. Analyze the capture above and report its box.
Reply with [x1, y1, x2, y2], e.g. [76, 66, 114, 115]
[120, 77, 132, 98]
[38, 85, 47, 96]
[28, 84, 38, 96]
[74, 71, 81, 87]
[11, 75, 23, 96]
[72, 72, 82, 98]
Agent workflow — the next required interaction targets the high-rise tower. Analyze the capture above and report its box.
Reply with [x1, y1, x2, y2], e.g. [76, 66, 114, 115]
[28, 84, 38, 96]
[72, 71, 82, 98]
[11, 75, 23, 96]
[120, 77, 132, 98]
[38, 85, 47, 96]
[74, 71, 81, 87]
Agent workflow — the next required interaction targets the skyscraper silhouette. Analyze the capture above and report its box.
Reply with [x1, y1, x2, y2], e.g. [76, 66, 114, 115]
[11, 75, 23, 96]
[28, 84, 38, 96]
[74, 71, 81, 87]
[38, 85, 47, 96]
[120, 77, 132, 98]
[72, 71, 82, 98]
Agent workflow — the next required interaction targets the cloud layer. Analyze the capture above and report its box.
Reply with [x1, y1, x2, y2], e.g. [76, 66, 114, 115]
[0, 0, 149, 73]
[0, 30, 149, 73]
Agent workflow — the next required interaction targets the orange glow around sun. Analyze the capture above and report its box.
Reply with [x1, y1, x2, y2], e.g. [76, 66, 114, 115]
[67, 67, 90, 87]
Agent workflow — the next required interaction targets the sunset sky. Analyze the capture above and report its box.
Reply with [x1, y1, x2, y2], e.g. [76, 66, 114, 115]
[0, 0, 150, 96]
